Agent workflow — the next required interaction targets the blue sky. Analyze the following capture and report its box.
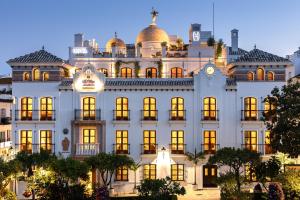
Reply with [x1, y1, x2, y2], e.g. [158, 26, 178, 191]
[0, 0, 299, 74]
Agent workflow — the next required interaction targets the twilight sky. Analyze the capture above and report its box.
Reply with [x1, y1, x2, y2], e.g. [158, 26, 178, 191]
[0, 0, 299, 75]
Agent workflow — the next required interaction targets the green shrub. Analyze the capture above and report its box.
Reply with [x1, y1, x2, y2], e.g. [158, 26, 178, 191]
[275, 170, 300, 199]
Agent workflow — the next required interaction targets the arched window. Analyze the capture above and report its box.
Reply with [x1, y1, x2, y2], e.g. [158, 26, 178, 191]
[247, 72, 254, 81]
[143, 97, 157, 120]
[115, 97, 129, 120]
[21, 97, 33, 120]
[33, 68, 40, 81]
[40, 97, 53, 120]
[23, 72, 30, 81]
[267, 71, 274, 81]
[244, 97, 257, 120]
[171, 67, 183, 78]
[203, 97, 217, 120]
[98, 68, 108, 77]
[43, 72, 49, 81]
[256, 68, 264, 81]
[170, 97, 185, 120]
[145, 68, 157, 78]
[121, 67, 132, 78]
[82, 97, 95, 120]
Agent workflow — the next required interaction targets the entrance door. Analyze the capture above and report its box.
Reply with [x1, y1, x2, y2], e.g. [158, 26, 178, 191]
[203, 165, 217, 188]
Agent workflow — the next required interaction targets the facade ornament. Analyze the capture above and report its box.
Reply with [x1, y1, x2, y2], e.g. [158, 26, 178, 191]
[151, 7, 159, 25]
[62, 137, 70, 151]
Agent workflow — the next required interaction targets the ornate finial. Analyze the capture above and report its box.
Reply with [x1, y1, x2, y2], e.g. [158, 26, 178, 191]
[42, 45, 45, 50]
[254, 44, 256, 49]
[151, 7, 159, 25]
[114, 32, 117, 38]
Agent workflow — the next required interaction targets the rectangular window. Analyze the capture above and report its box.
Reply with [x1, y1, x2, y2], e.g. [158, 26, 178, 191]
[40, 130, 52, 152]
[144, 164, 156, 180]
[0, 131, 5, 142]
[203, 130, 216, 154]
[20, 130, 32, 153]
[171, 164, 184, 181]
[116, 130, 128, 154]
[143, 130, 156, 154]
[116, 166, 128, 181]
[116, 97, 129, 120]
[203, 97, 217, 120]
[244, 131, 257, 152]
[244, 97, 257, 120]
[40, 97, 53, 120]
[83, 129, 96, 144]
[21, 97, 33, 120]
[170, 97, 184, 120]
[171, 130, 184, 154]
[265, 131, 273, 154]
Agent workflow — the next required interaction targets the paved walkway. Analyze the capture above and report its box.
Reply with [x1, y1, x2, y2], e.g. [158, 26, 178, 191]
[178, 189, 220, 200]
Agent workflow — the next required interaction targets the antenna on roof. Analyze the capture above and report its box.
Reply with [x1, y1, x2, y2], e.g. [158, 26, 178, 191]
[212, 2, 215, 38]
[42, 45, 45, 50]
[254, 44, 257, 49]
[115, 32, 117, 38]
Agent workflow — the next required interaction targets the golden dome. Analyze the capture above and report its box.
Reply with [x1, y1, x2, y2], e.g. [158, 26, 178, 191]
[106, 37, 126, 50]
[136, 24, 169, 44]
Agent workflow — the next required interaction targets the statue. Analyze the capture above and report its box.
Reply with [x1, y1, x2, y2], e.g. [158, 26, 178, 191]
[151, 7, 159, 25]
[62, 137, 70, 151]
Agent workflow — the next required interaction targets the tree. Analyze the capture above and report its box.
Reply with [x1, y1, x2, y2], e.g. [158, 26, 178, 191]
[254, 156, 281, 190]
[0, 158, 19, 200]
[185, 148, 205, 185]
[275, 170, 300, 199]
[264, 81, 300, 158]
[215, 39, 223, 58]
[208, 147, 260, 193]
[207, 37, 215, 47]
[130, 161, 141, 190]
[137, 176, 186, 200]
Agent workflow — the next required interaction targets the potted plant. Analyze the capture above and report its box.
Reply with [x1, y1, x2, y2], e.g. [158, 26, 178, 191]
[130, 161, 141, 193]
[185, 149, 205, 190]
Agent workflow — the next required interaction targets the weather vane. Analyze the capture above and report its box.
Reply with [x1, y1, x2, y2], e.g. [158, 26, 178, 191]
[151, 7, 159, 25]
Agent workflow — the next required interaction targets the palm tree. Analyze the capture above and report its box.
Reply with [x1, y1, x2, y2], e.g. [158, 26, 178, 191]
[130, 161, 141, 191]
[185, 148, 205, 186]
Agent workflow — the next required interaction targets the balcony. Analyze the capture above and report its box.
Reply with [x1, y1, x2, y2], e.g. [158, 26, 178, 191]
[241, 144, 275, 155]
[169, 110, 186, 121]
[201, 144, 220, 154]
[201, 110, 219, 121]
[140, 144, 158, 155]
[141, 110, 158, 121]
[74, 109, 101, 121]
[15, 110, 56, 121]
[0, 117, 11, 124]
[113, 144, 130, 154]
[113, 110, 130, 121]
[15, 143, 55, 154]
[75, 143, 100, 156]
[241, 110, 264, 121]
[169, 144, 186, 154]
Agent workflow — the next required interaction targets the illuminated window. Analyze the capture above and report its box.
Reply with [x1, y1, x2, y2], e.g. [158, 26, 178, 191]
[203, 97, 217, 120]
[146, 68, 157, 78]
[143, 130, 156, 154]
[40, 130, 52, 152]
[171, 130, 184, 154]
[257, 68, 264, 80]
[143, 97, 157, 120]
[83, 129, 96, 144]
[42, 72, 49, 81]
[171, 67, 183, 78]
[33, 68, 40, 80]
[267, 71, 274, 81]
[247, 72, 254, 81]
[82, 97, 95, 120]
[98, 68, 108, 77]
[121, 67, 132, 78]
[171, 164, 184, 181]
[115, 97, 129, 120]
[245, 164, 256, 182]
[170, 97, 185, 120]
[265, 131, 273, 154]
[203, 130, 216, 154]
[40, 97, 53, 120]
[23, 72, 30, 81]
[116, 166, 128, 181]
[116, 130, 128, 154]
[264, 99, 276, 120]
[20, 130, 32, 153]
[21, 97, 33, 120]
[244, 97, 257, 120]
[144, 164, 156, 180]
[244, 131, 257, 152]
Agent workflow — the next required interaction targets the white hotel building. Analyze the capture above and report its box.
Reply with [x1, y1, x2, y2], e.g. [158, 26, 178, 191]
[7, 11, 296, 192]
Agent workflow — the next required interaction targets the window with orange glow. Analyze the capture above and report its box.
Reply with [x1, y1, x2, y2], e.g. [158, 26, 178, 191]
[171, 67, 183, 78]
[145, 67, 157, 78]
[257, 68, 264, 80]
[244, 131, 257, 152]
[121, 67, 132, 78]
[40, 97, 53, 120]
[115, 97, 128, 120]
[21, 97, 33, 120]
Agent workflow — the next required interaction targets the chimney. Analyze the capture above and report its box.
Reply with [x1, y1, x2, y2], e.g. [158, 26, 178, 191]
[74, 33, 83, 47]
[231, 29, 238, 52]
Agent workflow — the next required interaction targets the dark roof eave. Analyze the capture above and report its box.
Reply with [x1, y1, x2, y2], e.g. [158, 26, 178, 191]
[228, 61, 293, 69]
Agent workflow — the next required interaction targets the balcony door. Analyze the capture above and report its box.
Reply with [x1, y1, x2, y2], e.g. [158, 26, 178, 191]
[244, 97, 257, 120]
[203, 130, 216, 154]
[171, 97, 184, 120]
[20, 130, 32, 153]
[171, 130, 184, 154]
[40, 97, 53, 120]
[143, 130, 156, 154]
[203, 165, 217, 187]
[203, 97, 216, 120]
[116, 97, 129, 120]
[21, 97, 33, 120]
[143, 97, 156, 120]
[116, 130, 128, 154]
[40, 130, 52, 152]
[83, 97, 96, 120]
[244, 131, 257, 152]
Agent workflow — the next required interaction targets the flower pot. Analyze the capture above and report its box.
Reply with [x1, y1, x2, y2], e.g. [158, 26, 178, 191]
[192, 184, 198, 190]
[109, 188, 115, 196]
[133, 188, 138, 194]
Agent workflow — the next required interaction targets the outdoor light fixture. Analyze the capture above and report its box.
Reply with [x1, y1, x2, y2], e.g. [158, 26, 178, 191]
[161, 146, 166, 159]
